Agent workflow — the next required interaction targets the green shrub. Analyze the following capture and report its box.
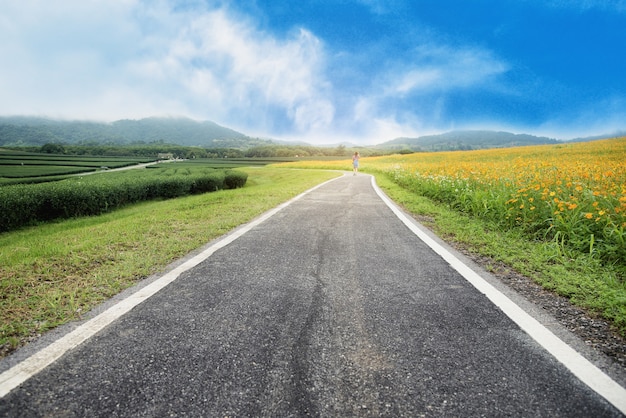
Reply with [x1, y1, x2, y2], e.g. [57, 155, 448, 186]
[0, 168, 248, 232]
[224, 170, 248, 189]
[190, 171, 225, 193]
[0, 184, 40, 230]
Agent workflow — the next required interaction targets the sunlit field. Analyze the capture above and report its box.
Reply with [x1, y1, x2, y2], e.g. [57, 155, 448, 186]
[279, 138, 626, 266]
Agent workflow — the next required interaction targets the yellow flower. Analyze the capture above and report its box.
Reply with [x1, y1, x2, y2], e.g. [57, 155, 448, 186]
[585, 213, 593, 219]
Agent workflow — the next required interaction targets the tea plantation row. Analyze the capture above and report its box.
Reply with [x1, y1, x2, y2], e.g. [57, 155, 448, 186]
[0, 167, 248, 232]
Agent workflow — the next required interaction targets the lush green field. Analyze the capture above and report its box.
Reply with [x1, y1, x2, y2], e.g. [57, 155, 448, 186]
[0, 168, 341, 358]
[148, 157, 296, 169]
[0, 150, 308, 184]
[0, 149, 155, 184]
[275, 138, 626, 337]
[146, 156, 350, 170]
[0, 165, 248, 232]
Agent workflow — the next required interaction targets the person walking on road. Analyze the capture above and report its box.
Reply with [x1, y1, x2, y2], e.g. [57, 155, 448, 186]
[352, 151, 360, 175]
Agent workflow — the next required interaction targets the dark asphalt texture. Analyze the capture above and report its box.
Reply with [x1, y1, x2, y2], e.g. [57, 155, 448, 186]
[0, 174, 622, 417]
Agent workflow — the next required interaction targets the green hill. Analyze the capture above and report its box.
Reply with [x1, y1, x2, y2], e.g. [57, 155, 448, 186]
[0, 116, 270, 148]
[377, 130, 560, 151]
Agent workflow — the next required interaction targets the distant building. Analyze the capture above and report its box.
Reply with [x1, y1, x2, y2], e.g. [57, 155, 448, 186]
[158, 153, 174, 160]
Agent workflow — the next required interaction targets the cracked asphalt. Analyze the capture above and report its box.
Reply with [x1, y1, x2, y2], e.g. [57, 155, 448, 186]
[0, 173, 623, 417]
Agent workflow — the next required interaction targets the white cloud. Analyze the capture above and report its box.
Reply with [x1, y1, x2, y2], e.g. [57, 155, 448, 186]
[385, 45, 509, 96]
[330, 44, 510, 142]
[342, 96, 423, 143]
[163, 14, 332, 125]
[533, 95, 626, 139]
[6, 0, 614, 144]
[394, 69, 442, 94]
[292, 99, 335, 132]
[0, 0, 150, 118]
[0, 0, 335, 135]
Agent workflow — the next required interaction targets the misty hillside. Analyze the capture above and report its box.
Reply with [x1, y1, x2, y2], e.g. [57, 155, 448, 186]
[378, 130, 560, 151]
[0, 116, 272, 148]
[2, 117, 618, 152]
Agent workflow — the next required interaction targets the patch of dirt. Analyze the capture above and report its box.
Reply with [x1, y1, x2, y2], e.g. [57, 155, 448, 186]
[451, 242, 626, 370]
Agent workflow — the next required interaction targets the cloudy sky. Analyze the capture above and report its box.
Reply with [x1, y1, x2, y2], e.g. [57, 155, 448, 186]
[1, 0, 625, 144]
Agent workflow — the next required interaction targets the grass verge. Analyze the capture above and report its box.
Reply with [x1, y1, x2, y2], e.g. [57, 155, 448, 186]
[372, 171, 626, 338]
[0, 168, 341, 358]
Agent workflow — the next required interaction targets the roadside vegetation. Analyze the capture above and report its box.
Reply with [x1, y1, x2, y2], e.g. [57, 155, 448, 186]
[0, 167, 341, 357]
[275, 137, 626, 337]
[0, 166, 248, 232]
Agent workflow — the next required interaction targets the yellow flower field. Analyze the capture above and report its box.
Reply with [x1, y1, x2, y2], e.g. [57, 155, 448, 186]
[281, 137, 626, 265]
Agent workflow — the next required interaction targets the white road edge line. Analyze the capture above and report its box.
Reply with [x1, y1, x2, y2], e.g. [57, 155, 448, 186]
[370, 175, 626, 414]
[0, 174, 343, 399]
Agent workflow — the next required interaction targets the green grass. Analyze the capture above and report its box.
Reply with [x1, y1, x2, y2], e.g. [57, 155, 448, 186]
[372, 171, 626, 337]
[0, 167, 341, 357]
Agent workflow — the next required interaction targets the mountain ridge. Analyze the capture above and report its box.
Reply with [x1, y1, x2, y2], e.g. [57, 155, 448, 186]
[0, 116, 621, 150]
[0, 116, 271, 148]
[376, 130, 561, 151]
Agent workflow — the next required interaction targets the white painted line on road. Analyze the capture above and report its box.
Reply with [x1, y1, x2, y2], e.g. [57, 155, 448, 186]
[0, 174, 343, 399]
[371, 176, 626, 414]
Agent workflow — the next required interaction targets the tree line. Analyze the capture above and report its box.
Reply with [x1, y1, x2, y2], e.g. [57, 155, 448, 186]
[7, 143, 388, 159]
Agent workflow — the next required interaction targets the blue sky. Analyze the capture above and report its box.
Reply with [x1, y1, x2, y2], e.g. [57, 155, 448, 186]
[1, 0, 625, 144]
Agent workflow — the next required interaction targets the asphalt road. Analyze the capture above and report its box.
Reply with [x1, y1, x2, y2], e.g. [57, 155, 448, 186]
[1, 173, 625, 417]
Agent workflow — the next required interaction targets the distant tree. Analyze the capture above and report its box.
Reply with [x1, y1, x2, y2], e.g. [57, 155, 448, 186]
[40, 143, 65, 154]
[334, 144, 346, 156]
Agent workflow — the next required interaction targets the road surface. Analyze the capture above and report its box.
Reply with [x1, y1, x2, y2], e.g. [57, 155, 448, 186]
[1, 173, 625, 416]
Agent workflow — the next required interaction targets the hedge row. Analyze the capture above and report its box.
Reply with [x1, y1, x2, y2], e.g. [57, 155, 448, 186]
[0, 169, 248, 232]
